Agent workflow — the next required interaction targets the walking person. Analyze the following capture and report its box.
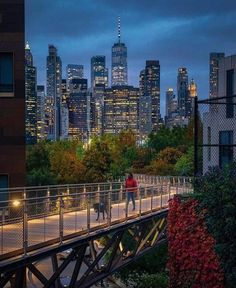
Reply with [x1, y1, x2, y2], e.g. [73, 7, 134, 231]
[125, 173, 138, 212]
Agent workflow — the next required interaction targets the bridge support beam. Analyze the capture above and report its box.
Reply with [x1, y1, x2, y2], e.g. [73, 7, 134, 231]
[0, 211, 167, 288]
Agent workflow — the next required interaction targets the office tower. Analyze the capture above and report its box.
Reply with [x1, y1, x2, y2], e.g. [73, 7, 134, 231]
[60, 79, 69, 139]
[67, 64, 83, 88]
[46, 44, 62, 140]
[166, 88, 175, 118]
[139, 60, 160, 137]
[139, 69, 151, 138]
[37, 85, 46, 141]
[91, 56, 108, 90]
[25, 42, 37, 145]
[91, 84, 105, 136]
[111, 18, 128, 86]
[104, 86, 139, 134]
[209, 52, 225, 98]
[68, 78, 89, 141]
[0, 0, 26, 190]
[177, 67, 189, 117]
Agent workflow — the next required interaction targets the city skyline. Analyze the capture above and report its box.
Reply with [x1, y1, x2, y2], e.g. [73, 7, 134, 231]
[26, 0, 236, 116]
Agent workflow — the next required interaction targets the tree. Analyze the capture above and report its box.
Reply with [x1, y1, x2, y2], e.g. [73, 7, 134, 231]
[195, 164, 236, 287]
[83, 137, 112, 182]
[147, 126, 189, 155]
[26, 141, 56, 186]
[157, 147, 183, 164]
[168, 196, 224, 288]
[50, 150, 86, 184]
[175, 146, 194, 176]
[145, 147, 182, 176]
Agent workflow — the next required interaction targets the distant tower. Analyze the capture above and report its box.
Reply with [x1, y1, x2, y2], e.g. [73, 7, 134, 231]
[46, 45, 62, 140]
[25, 42, 37, 145]
[188, 79, 197, 117]
[68, 78, 89, 141]
[104, 86, 139, 134]
[166, 88, 177, 120]
[139, 60, 160, 137]
[91, 56, 108, 90]
[177, 67, 189, 117]
[37, 85, 46, 141]
[67, 64, 83, 92]
[111, 17, 128, 86]
[209, 52, 225, 98]
[60, 79, 69, 140]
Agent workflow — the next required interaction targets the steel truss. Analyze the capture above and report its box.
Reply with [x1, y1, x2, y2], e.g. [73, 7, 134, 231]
[0, 211, 167, 288]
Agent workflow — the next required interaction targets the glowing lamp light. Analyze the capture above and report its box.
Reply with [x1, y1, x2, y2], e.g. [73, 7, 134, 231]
[13, 200, 20, 207]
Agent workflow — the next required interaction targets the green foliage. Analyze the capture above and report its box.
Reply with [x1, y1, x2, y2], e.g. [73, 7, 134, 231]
[83, 137, 112, 182]
[119, 271, 168, 288]
[27, 167, 56, 186]
[146, 147, 183, 176]
[147, 126, 189, 155]
[175, 146, 194, 176]
[136, 273, 168, 288]
[195, 164, 236, 287]
[26, 125, 194, 184]
[26, 141, 56, 186]
[118, 242, 168, 286]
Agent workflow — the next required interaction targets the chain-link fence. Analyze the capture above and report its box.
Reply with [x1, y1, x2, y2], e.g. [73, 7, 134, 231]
[195, 95, 236, 175]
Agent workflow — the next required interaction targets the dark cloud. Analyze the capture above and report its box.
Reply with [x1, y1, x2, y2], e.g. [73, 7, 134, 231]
[26, 0, 236, 115]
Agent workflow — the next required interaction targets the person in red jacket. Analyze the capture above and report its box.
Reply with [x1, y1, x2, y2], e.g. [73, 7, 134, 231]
[125, 173, 138, 211]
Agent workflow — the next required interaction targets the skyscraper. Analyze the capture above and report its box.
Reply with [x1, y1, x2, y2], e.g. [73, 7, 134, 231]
[139, 60, 160, 136]
[46, 44, 62, 140]
[209, 52, 225, 98]
[67, 64, 83, 87]
[104, 86, 139, 134]
[25, 42, 37, 145]
[91, 56, 108, 90]
[91, 84, 105, 136]
[60, 79, 69, 139]
[165, 88, 177, 121]
[177, 67, 189, 117]
[111, 18, 128, 86]
[68, 78, 89, 141]
[36, 85, 46, 141]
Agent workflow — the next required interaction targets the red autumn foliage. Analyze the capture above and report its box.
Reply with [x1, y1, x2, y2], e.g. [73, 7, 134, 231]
[167, 196, 224, 288]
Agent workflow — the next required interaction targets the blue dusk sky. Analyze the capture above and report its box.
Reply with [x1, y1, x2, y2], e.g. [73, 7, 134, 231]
[26, 0, 236, 115]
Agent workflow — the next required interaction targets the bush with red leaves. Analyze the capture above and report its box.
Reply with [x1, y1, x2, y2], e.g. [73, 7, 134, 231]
[167, 196, 224, 288]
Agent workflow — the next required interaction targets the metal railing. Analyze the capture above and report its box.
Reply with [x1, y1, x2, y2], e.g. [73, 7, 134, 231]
[0, 176, 192, 260]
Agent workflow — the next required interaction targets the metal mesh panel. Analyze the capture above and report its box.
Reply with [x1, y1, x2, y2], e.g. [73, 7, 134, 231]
[196, 95, 236, 175]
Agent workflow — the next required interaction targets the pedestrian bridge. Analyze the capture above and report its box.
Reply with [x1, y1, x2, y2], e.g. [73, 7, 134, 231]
[0, 175, 192, 288]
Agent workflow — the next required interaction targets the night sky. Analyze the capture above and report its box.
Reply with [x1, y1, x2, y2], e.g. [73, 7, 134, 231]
[26, 0, 236, 115]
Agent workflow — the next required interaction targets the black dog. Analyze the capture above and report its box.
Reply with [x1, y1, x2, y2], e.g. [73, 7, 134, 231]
[93, 202, 111, 221]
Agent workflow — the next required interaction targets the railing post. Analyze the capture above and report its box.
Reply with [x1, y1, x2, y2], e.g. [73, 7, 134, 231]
[168, 177, 171, 201]
[97, 184, 100, 205]
[83, 185, 86, 210]
[46, 187, 50, 214]
[108, 185, 112, 227]
[23, 191, 28, 257]
[144, 186, 147, 198]
[139, 189, 142, 218]
[119, 184, 123, 202]
[87, 192, 90, 232]
[2, 207, 5, 225]
[151, 186, 154, 212]
[160, 180, 163, 209]
[176, 177, 179, 194]
[59, 195, 64, 244]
